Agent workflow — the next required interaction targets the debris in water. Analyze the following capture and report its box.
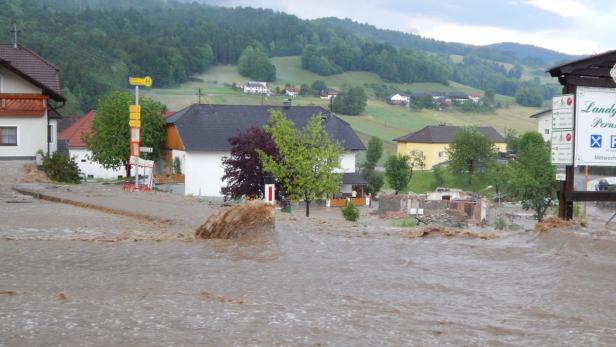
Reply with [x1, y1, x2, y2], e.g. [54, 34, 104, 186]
[535, 217, 578, 232]
[200, 290, 246, 304]
[195, 201, 275, 239]
[401, 226, 497, 240]
[0, 290, 17, 296]
[56, 292, 68, 301]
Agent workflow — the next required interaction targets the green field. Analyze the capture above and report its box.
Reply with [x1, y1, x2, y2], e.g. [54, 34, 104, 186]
[144, 55, 542, 149]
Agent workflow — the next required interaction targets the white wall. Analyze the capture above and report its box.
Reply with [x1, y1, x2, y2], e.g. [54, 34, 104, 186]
[536, 112, 552, 142]
[0, 66, 49, 158]
[70, 148, 125, 179]
[184, 150, 358, 197]
[0, 117, 47, 158]
[0, 67, 42, 94]
[184, 151, 228, 197]
[336, 152, 357, 173]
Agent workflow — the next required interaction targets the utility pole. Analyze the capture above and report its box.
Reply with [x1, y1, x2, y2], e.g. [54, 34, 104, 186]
[197, 88, 204, 104]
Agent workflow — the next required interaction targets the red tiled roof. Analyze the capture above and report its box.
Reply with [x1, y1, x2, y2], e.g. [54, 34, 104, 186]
[58, 111, 96, 148]
[0, 44, 64, 102]
[163, 110, 175, 118]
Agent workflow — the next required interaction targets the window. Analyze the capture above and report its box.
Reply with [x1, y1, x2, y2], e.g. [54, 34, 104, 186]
[48, 124, 55, 143]
[544, 128, 550, 135]
[0, 127, 17, 146]
[438, 151, 445, 158]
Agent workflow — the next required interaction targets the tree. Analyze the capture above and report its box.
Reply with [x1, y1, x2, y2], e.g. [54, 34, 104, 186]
[507, 132, 557, 220]
[237, 45, 276, 81]
[259, 110, 342, 217]
[515, 87, 543, 107]
[384, 154, 412, 194]
[447, 127, 496, 184]
[299, 83, 311, 96]
[84, 91, 165, 176]
[311, 80, 327, 95]
[361, 136, 384, 196]
[487, 162, 509, 203]
[221, 127, 286, 201]
[364, 136, 383, 170]
[504, 129, 521, 153]
[332, 86, 367, 115]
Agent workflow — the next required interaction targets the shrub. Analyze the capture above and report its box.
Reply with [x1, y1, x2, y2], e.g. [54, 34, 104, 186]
[390, 218, 416, 227]
[41, 152, 81, 183]
[494, 216, 507, 230]
[341, 199, 359, 221]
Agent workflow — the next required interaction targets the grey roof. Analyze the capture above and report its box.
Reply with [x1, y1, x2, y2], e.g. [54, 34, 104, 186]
[530, 109, 552, 118]
[342, 172, 368, 185]
[0, 44, 64, 101]
[166, 104, 366, 151]
[393, 125, 505, 143]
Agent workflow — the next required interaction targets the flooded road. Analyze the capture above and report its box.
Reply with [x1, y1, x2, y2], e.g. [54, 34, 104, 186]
[2, 222, 616, 346]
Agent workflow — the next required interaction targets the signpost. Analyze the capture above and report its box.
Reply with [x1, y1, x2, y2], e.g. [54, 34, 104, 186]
[140, 146, 153, 153]
[574, 86, 616, 166]
[551, 94, 574, 166]
[127, 76, 153, 191]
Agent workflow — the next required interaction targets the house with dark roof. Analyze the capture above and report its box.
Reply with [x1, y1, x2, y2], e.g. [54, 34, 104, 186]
[0, 44, 65, 158]
[164, 104, 366, 197]
[394, 125, 506, 169]
[58, 111, 125, 179]
[530, 109, 552, 142]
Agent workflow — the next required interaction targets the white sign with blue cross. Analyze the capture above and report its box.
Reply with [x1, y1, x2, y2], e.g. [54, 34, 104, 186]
[575, 86, 616, 166]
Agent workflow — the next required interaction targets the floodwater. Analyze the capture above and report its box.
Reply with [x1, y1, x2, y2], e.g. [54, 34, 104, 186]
[2, 222, 616, 345]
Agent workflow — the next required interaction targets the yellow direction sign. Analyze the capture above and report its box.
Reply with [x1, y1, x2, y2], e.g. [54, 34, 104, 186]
[129, 112, 141, 120]
[129, 105, 141, 113]
[129, 76, 153, 87]
[129, 119, 141, 128]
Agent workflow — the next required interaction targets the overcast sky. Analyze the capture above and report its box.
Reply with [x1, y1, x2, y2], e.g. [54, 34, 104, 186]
[205, 0, 614, 55]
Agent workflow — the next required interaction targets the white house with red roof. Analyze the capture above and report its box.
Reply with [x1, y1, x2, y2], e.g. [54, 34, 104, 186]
[58, 111, 124, 179]
[0, 44, 65, 159]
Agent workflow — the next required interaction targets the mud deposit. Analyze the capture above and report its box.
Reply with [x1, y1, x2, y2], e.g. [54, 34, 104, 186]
[1, 220, 616, 346]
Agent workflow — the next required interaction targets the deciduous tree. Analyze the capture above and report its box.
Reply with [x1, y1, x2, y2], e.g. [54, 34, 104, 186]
[259, 111, 342, 217]
[507, 132, 557, 220]
[84, 91, 165, 176]
[384, 154, 412, 194]
[221, 127, 286, 201]
[447, 127, 496, 184]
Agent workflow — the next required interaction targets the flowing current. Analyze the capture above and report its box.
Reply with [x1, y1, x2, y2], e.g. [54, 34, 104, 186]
[2, 222, 616, 346]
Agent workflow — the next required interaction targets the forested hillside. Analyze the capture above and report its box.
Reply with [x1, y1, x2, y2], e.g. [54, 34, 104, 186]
[0, 0, 564, 113]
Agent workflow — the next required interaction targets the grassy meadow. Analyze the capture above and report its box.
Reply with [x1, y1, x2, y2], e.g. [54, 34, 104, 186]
[144, 55, 542, 162]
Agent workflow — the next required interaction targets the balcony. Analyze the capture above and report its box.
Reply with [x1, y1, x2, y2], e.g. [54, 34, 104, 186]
[0, 93, 47, 117]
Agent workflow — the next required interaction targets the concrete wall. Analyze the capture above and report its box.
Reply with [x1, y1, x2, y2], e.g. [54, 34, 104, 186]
[184, 151, 228, 197]
[0, 67, 42, 94]
[70, 148, 125, 179]
[396, 142, 507, 170]
[0, 67, 51, 158]
[0, 116, 48, 158]
[183, 150, 358, 197]
[535, 112, 552, 142]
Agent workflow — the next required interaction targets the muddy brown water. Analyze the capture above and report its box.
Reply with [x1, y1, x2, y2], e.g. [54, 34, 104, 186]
[2, 223, 616, 346]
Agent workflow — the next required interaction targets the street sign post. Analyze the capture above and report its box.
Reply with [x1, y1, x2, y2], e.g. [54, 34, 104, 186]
[550, 94, 574, 165]
[140, 146, 153, 153]
[129, 76, 153, 87]
[129, 119, 141, 128]
[127, 76, 152, 191]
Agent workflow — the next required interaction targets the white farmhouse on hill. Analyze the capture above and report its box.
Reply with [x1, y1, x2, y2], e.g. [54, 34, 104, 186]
[0, 44, 65, 159]
[243, 81, 270, 95]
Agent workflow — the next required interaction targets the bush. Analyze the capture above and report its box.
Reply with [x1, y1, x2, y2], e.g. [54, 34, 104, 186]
[494, 216, 507, 230]
[41, 152, 81, 183]
[341, 200, 359, 221]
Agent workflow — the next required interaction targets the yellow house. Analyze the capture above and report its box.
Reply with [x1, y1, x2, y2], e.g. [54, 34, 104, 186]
[394, 125, 507, 170]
